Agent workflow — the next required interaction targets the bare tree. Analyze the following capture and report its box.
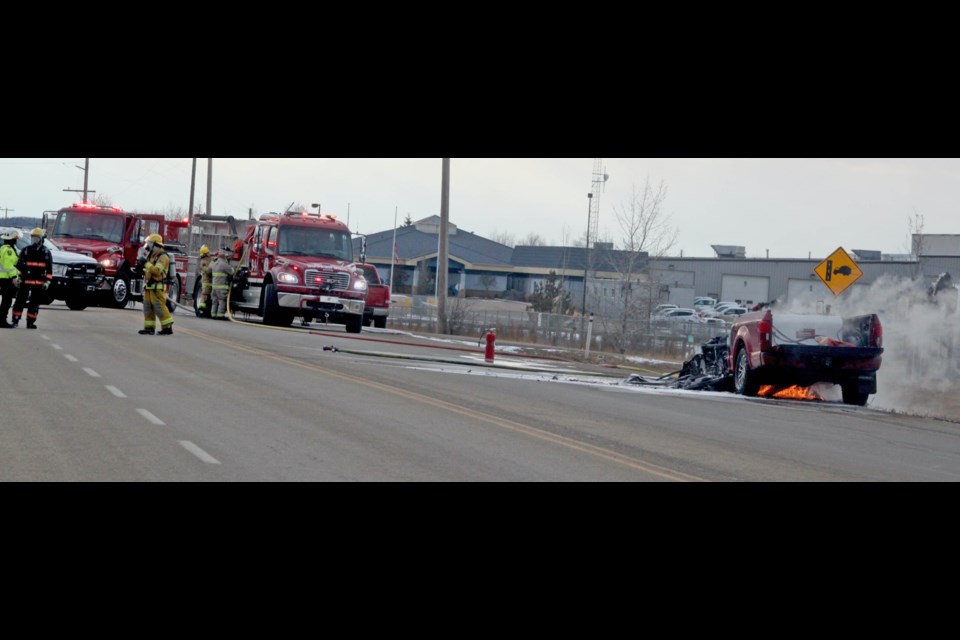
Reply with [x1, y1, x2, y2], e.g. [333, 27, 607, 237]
[520, 232, 546, 247]
[606, 177, 678, 350]
[490, 230, 516, 247]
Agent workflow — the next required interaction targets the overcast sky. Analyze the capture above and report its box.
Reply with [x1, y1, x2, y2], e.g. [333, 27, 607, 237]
[0, 158, 953, 259]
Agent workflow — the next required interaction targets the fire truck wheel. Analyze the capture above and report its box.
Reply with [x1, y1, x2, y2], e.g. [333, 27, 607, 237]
[373, 316, 387, 329]
[109, 272, 131, 309]
[262, 283, 292, 326]
[345, 315, 363, 334]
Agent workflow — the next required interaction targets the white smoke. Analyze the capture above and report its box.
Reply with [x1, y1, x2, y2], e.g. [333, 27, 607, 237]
[781, 274, 959, 420]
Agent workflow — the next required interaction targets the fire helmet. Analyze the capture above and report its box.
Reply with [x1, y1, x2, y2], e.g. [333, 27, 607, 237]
[1, 229, 21, 242]
[30, 227, 45, 238]
[146, 233, 164, 246]
[199, 245, 210, 256]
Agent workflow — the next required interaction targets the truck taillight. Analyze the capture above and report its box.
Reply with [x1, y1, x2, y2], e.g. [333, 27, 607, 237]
[757, 310, 773, 349]
[870, 315, 883, 348]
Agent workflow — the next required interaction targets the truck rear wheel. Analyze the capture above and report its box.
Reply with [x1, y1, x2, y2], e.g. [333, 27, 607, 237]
[373, 316, 387, 329]
[166, 277, 180, 315]
[66, 293, 89, 311]
[734, 347, 759, 397]
[841, 383, 869, 406]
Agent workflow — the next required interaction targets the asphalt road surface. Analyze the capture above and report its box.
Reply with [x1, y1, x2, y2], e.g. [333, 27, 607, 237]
[2, 302, 959, 481]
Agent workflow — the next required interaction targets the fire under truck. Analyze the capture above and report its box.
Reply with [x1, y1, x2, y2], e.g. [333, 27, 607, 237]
[227, 209, 367, 332]
[45, 203, 189, 311]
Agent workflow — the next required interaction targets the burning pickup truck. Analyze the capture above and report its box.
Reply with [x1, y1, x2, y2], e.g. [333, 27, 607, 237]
[632, 306, 884, 406]
[729, 308, 883, 405]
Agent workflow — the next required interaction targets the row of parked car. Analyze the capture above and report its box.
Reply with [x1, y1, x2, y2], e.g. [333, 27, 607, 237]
[652, 297, 750, 325]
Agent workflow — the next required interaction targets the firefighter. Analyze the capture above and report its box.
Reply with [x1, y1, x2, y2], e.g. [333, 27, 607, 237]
[0, 229, 21, 328]
[209, 248, 232, 320]
[139, 233, 174, 336]
[11, 228, 52, 329]
[196, 244, 213, 318]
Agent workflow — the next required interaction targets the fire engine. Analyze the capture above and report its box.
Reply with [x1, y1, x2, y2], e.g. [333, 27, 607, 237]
[45, 203, 189, 311]
[228, 209, 367, 331]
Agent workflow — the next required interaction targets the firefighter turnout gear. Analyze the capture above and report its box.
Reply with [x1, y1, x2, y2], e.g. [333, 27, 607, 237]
[140, 244, 174, 335]
[0, 230, 20, 328]
[197, 247, 213, 317]
[209, 252, 232, 320]
[11, 234, 52, 329]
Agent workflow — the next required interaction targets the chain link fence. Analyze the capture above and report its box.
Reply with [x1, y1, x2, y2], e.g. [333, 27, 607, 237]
[387, 296, 729, 360]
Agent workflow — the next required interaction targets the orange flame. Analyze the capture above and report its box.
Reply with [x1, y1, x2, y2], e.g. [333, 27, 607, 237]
[758, 385, 824, 401]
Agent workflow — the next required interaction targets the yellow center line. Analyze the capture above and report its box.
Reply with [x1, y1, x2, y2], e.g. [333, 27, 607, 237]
[178, 325, 707, 482]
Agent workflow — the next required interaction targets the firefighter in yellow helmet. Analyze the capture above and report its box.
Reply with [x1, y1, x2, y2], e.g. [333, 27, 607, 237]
[209, 247, 232, 320]
[139, 233, 174, 335]
[0, 229, 22, 328]
[196, 244, 213, 318]
[11, 228, 52, 329]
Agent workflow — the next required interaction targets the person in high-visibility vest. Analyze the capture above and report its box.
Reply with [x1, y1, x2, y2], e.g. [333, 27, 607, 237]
[0, 229, 22, 328]
[139, 233, 174, 335]
[11, 228, 52, 330]
[196, 245, 213, 318]
[209, 248, 232, 320]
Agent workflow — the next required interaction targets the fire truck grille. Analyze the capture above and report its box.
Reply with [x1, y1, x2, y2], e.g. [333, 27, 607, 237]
[304, 270, 349, 291]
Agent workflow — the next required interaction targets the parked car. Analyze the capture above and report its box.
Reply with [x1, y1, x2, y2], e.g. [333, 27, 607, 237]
[702, 302, 739, 318]
[652, 303, 678, 317]
[659, 308, 701, 323]
[693, 297, 717, 310]
[2, 226, 104, 311]
[717, 306, 748, 320]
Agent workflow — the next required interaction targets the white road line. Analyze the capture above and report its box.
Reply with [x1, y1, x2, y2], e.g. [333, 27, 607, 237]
[41, 335, 50, 341]
[178, 441, 221, 465]
[64, 354, 78, 362]
[82, 368, 101, 378]
[136, 409, 165, 425]
[105, 386, 127, 398]
[51, 344, 63, 350]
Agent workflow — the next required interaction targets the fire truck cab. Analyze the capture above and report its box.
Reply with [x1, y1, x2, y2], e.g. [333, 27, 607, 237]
[230, 209, 367, 331]
[46, 203, 188, 311]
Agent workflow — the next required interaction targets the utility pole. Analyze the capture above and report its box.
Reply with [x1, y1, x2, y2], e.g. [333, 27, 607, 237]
[206, 158, 213, 217]
[581, 193, 593, 336]
[1, 207, 13, 221]
[63, 158, 96, 203]
[437, 158, 450, 335]
[188, 158, 197, 254]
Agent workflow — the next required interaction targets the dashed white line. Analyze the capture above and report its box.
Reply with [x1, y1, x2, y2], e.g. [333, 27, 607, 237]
[178, 441, 221, 465]
[136, 409, 165, 425]
[105, 386, 127, 398]
[64, 354, 78, 362]
[51, 344, 63, 350]
[82, 368, 101, 378]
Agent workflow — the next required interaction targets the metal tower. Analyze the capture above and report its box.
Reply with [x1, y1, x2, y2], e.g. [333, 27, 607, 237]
[588, 158, 608, 247]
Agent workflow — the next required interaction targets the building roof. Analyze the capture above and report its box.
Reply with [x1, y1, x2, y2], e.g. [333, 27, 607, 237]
[356, 222, 513, 267]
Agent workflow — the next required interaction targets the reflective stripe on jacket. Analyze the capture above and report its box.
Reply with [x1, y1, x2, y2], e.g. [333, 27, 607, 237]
[144, 249, 170, 290]
[0, 245, 18, 279]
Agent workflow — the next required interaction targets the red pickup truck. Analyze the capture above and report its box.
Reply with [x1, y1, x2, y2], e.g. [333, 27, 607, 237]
[728, 308, 884, 406]
[356, 263, 390, 328]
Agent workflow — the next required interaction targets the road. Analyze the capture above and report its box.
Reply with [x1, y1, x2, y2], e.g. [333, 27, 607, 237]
[2, 302, 959, 482]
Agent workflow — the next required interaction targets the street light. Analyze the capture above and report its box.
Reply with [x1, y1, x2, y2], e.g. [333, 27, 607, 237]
[312, 203, 321, 214]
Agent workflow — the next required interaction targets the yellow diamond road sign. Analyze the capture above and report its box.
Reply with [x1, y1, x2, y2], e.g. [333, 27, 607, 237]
[814, 247, 863, 296]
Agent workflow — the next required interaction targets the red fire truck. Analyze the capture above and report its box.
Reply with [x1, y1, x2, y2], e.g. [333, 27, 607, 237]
[228, 209, 367, 331]
[45, 203, 189, 311]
